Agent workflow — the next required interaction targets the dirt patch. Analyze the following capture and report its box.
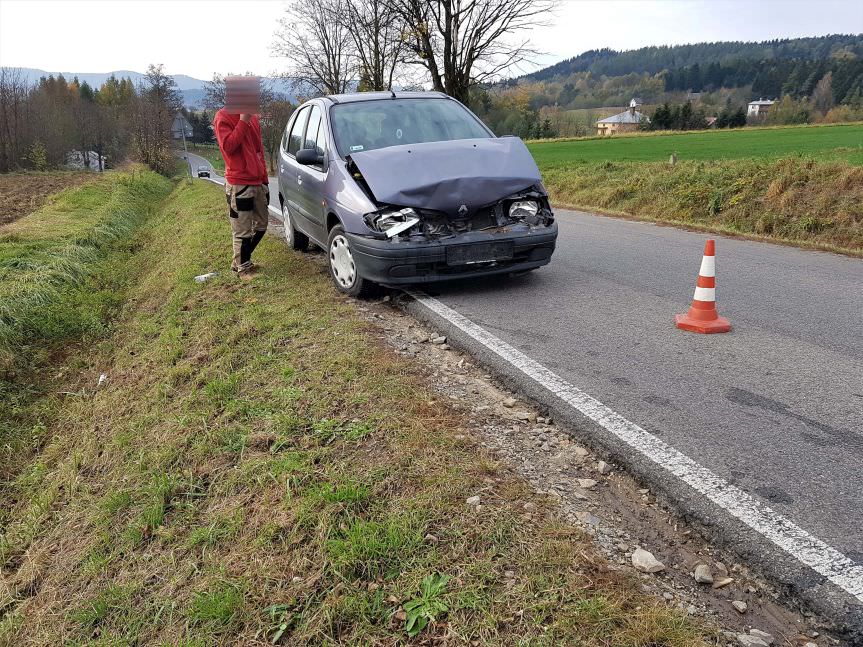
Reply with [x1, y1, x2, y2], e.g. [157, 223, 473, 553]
[0, 171, 100, 226]
[350, 293, 839, 647]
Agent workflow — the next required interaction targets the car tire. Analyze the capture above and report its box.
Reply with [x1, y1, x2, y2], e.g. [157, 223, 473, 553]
[327, 224, 376, 297]
[282, 202, 308, 251]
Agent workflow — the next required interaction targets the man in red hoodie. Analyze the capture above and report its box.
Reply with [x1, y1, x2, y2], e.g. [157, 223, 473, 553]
[214, 95, 269, 279]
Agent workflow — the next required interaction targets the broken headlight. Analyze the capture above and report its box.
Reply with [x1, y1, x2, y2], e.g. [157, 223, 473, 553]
[509, 200, 541, 224]
[365, 207, 420, 238]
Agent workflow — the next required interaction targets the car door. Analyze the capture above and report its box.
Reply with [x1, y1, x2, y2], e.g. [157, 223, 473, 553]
[279, 105, 309, 226]
[295, 104, 328, 243]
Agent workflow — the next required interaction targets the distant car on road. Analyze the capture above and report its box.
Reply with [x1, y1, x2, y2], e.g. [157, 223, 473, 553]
[277, 91, 557, 296]
[197, 165, 210, 178]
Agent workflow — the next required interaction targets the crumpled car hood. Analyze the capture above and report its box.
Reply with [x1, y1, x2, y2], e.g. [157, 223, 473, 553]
[347, 137, 542, 216]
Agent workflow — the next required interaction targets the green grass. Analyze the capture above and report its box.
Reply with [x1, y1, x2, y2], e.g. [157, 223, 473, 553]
[187, 143, 225, 172]
[0, 180, 713, 645]
[527, 123, 863, 254]
[528, 122, 863, 166]
[0, 168, 175, 481]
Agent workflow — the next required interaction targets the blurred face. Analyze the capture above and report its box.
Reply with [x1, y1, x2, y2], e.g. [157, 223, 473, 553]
[225, 76, 260, 115]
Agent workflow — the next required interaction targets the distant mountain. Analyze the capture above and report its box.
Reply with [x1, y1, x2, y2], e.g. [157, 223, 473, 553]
[522, 34, 863, 82]
[4, 68, 296, 108]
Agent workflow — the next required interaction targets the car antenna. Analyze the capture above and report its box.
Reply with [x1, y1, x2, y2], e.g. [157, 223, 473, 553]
[390, 89, 396, 99]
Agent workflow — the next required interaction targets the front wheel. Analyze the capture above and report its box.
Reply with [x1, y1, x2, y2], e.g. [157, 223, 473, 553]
[282, 202, 308, 250]
[327, 224, 376, 297]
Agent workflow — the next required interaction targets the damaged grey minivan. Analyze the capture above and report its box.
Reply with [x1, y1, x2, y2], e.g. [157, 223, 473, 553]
[277, 91, 557, 296]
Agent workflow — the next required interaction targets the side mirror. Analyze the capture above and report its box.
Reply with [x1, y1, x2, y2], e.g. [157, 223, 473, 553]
[296, 148, 324, 166]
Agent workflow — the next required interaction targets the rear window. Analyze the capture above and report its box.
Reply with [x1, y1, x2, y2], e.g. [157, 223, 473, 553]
[330, 98, 491, 157]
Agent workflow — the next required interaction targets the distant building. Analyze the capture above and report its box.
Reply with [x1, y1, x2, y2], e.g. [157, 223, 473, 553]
[747, 99, 775, 118]
[171, 113, 193, 140]
[596, 99, 650, 136]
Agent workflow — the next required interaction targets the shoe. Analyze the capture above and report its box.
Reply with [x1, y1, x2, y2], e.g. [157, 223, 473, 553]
[238, 268, 255, 282]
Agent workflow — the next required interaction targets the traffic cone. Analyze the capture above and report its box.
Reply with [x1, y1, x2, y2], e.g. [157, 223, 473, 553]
[675, 239, 731, 334]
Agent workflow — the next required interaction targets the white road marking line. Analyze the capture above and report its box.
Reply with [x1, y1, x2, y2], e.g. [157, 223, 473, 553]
[407, 289, 863, 603]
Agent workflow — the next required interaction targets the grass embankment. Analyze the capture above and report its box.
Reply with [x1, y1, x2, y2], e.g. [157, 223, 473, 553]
[0, 179, 710, 645]
[528, 123, 863, 254]
[187, 143, 225, 172]
[0, 168, 174, 481]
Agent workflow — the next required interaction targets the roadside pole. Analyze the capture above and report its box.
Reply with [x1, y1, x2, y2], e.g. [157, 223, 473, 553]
[180, 123, 192, 177]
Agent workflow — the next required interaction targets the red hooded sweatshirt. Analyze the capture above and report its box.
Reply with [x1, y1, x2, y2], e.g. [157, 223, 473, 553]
[213, 109, 268, 185]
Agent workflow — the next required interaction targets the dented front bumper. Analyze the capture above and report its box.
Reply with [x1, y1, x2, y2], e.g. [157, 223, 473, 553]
[345, 222, 558, 285]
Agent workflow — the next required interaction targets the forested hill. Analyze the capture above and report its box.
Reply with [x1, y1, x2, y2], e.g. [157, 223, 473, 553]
[526, 34, 863, 82]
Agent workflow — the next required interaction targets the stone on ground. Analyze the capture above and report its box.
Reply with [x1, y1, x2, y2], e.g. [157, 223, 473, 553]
[631, 548, 665, 573]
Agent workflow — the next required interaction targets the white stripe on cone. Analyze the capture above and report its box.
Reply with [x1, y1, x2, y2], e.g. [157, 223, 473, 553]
[698, 255, 716, 277]
[693, 286, 716, 302]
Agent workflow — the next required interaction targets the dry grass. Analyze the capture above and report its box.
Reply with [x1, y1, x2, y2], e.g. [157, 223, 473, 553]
[542, 157, 863, 255]
[0, 180, 714, 645]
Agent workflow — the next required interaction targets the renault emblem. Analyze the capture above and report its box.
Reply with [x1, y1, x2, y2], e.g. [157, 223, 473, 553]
[458, 204, 468, 216]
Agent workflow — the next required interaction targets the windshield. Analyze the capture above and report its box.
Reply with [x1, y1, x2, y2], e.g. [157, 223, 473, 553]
[330, 98, 491, 157]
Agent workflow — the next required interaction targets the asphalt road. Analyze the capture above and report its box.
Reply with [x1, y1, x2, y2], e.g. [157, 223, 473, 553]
[406, 209, 863, 630]
[424, 212, 862, 553]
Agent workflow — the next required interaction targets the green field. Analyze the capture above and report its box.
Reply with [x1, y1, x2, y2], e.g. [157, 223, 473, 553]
[186, 143, 225, 172]
[528, 123, 863, 166]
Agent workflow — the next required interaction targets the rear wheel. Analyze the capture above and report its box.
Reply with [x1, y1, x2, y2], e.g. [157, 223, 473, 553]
[282, 202, 308, 250]
[327, 224, 376, 297]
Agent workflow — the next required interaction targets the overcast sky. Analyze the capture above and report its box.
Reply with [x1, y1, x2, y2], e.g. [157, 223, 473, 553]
[1, 0, 861, 80]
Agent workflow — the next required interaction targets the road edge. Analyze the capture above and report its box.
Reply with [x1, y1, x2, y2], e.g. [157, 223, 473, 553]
[400, 291, 863, 643]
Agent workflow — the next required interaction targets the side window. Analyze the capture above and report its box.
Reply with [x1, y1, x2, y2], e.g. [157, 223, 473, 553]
[303, 106, 322, 151]
[288, 107, 309, 156]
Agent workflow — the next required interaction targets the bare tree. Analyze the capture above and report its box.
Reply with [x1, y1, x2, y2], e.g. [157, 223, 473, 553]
[260, 97, 296, 173]
[339, 0, 407, 91]
[272, 0, 355, 96]
[390, 0, 554, 103]
[203, 73, 228, 112]
[811, 71, 834, 116]
[131, 64, 182, 174]
[0, 68, 29, 172]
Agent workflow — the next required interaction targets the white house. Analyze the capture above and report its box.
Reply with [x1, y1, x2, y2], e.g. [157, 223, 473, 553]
[596, 99, 650, 136]
[747, 99, 775, 118]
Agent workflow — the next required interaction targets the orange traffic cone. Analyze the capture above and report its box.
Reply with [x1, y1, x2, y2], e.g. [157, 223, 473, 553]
[675, 239, 731, 334]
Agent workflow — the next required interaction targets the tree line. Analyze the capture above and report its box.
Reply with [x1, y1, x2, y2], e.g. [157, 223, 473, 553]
[526, 35, 862, 82]
[664, 57, 863, 105]
[0, 64, 183, 174]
